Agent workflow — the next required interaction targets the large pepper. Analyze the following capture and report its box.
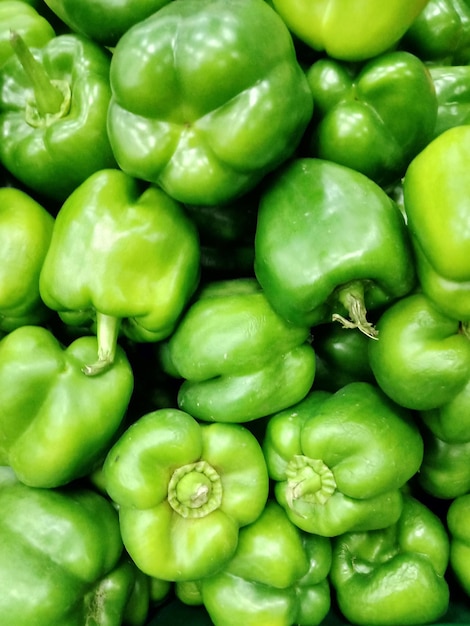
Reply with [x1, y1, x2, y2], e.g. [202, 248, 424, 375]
[447, 494, 470, 598]
[106, 0, 313, 206]
[368, 292, 470, 443]
[187, 501, 332, 626]
[39, 168, 200, 376]
[254, 158, 416, 337]
[0, 0, 55, 67]
[159, 278, 316, 423]
[0, 32, 116, 202]
[403, 124, 470, 321]
[330, 494, 450, 626]
[402, 0, 470, 65]
[42, 0, 172, 47]
[0, 481, 150, 626]
[0, 324, 134, 487]
[268, 0, 429, 61]
[0, 186, 54, 332]
[103, 408, 270, 581]
[304, 51, 437, 187]
[262, 382, 424, 537]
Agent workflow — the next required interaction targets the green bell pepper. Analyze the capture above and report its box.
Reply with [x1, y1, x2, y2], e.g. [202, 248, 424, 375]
[0, 186, 54, 332]
[448, 494, 470, 598]
[269, 0, 430, 61]
[42, 0, 172, 47]
[304, 51, 437, 186]
[418, 425, 470, 499]
[254, 158, 416, 337]
[0, 31, 116, 202]
[330, 494, 450, 626]
[193, 501, 332, 626]
[403, 124, 470, 322]
[262, 382, 424, 536]
[0, 481, 150, 626]
[0, 324, 134, 487]
[107, 0, 313, 206]
[368, 292, 470, 443]
[402, 0, 470, 65]
[311, 322, 375, 392]
[103, 407, 270, 582]
[159, 278, 316, 423]
[39, 168, 200, 376]
[0, 0, 55, 67]
[430, 65, 470, 137]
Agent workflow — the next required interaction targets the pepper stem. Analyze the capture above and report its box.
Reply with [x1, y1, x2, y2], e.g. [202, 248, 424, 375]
[332, 280, 379, 339]
[82, 313, 121, 376]
[168, 461, 223, 518]
[9, 30, 71, 126]
[285, 455, 336, 518]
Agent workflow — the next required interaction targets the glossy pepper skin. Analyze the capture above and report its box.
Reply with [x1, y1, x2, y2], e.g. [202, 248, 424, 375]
[311, 323, 375, 392]
[107, 0, 313, 206]
[103, 408, 270, 582]
[254, 158, 416, 337]
[0, 0, 55, 67]
[0, 32, 116, 202]
[0, 325, 134, 487]
[304, 51, 437, 187]
[43, 0, 172, 47]
[160, 278, 316, 423]
[403, 125, 470, 321]
[0, 482, 150, 626]
[430, 65, 470, 137]
[262, 382, 424, 537]
[448, 494, 470, 598]
[195, 501, 332, 626]
[418, 425, 470, 499]
[0, 186, 54, 332]
[368, 292, 470, 443]
[269, 0, 430, 61]
[330, 494, 450, 626]
[39, 168, 200, 376]
[402, 0, 470, 65]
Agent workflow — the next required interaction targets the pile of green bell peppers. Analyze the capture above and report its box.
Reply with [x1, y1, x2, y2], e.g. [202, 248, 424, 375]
[2, 1, 470, 625]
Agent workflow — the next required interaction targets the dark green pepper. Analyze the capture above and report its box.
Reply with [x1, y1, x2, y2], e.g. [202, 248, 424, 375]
[0, 32, 116, 202]
[39, 168, 200, 376]
[402, 0, 470, 65]
[0, 324, 134, 487]
[304, 51, 437, 186]
[43, 0, 173, 47]
[254, 158, 416, 337]
[263, 383, 424, 537]
[160, 278, 316, 424]
[330, 494, 450, 626]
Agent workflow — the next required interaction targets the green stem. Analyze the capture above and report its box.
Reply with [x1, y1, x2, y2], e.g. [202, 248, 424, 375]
[82, 313, 122, 376]
[168, 461, 222, 519]
[332, 280, 379, 339]
[9, 30, 71, 125]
